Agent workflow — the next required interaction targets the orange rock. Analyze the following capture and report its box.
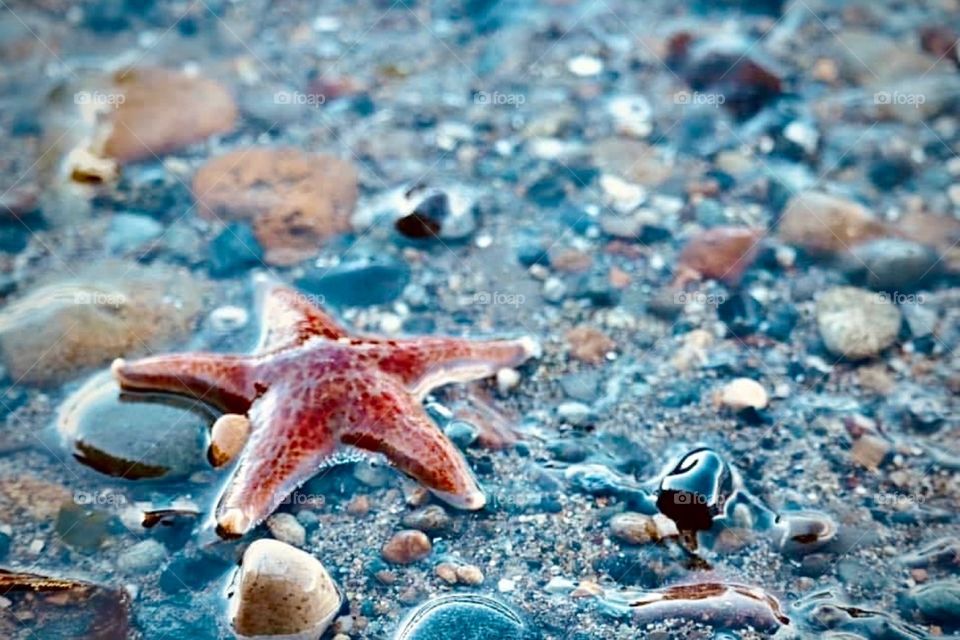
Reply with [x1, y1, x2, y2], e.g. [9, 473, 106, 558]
[899, 210, 960, 271]
[778, 191, 889, 256]
[102, 68, 237, 164]
[192, 148, 358, 266]
[566, 325, 615, 364]
[678, 226, 763, 285]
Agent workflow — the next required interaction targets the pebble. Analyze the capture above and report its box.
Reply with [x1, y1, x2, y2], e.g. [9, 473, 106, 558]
[565, 325, 615, 364]
[850, 434, 891, 470]
[193, 148, 358, 266]
[381, 529, 433, 564]
[719, 378, 769, 411]
[208, 223, 264, 277]
[106, 213, 163, 254]
[496, 368, 521, 394]
[609, 512, 659, 545]
[266, 512, 307, 547]
[57, 373, 210, 479]
[677, 227, 763, 285]
[567, 55, 603, 77]
[816, 286, 902, 360]
[296, 256, 411, 307]
[444, 420, 479, 450]
[778, 191, 888, 256]
[401, 505, 452, 534]
[556, 401, 593, 427]
[394, 594, 528, 640]
[846, 238, 940, 291]
[117, 539, 167, 573]
[85, 67, 232, 164]
[0, 262, 204, 385]
[230, 539, 341, 638]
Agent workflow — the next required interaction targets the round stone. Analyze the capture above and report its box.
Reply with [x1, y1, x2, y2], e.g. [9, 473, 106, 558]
[381, 529, 432, 564]
[816, 286, 902, 360]
[395, 594, 529, 640]
[719, 378, 769, 411]
[57, 373, 212, 480]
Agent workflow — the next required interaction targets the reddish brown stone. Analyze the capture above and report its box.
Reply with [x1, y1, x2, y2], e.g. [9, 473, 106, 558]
[678, 227, 763, 285]
[192, 148, 358, 265]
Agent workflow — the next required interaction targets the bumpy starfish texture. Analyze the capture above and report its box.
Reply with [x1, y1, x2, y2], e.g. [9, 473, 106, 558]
[111, 281, 540, 537]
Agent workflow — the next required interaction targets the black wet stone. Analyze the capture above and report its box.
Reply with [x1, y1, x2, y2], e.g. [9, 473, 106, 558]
[207, 223, 263, 277]
[84, 0, 131, 32]
[656, 448, 734, 533]
[762, 304, 798, 342]
[296, 256, 411, 307]
[395, 594, 531, 640]
[868, 155, 913, 191]
[718, 290, 764, 337]
[525, 173, 567, 207]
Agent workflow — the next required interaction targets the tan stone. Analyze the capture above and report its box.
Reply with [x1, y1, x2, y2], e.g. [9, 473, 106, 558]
[779, 191, 888, 256]
[101, 67, 237, 164]
[565, 325, 615, 364]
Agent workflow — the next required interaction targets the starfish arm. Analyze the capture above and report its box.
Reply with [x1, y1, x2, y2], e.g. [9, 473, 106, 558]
[340, 377, 486, 510]
[370, 335, 541, 399]
[111, 353, 255, 414]
[215, 383, 338, 537]
[255, 283, 348, 354]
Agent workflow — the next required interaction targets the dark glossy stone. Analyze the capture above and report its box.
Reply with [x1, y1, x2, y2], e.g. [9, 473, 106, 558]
[868, 156, 913, 191]
[525, 173, 567, 207]
[208, 222, 264, 277]
[395, 594, 530, 640]
[718, 290, 764, 337]
[296, 256, 411, 307]
[396, 192, 450, 239]
[656, 448, 733, 533]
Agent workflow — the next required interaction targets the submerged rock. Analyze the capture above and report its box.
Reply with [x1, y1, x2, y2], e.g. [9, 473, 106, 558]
[296, 256, 411, 307]
[845, 238, 940, 291]
[0, 262, 205, 385]
[57, 373, 212, 480]
[228, 539, 341, 639]
[98, 67, 237, 164]
[815, 286, 902, 360]
[381, 529, 432, 565]
[393, 183, 478, 240]
[193, 148, 358, 266]
[395, 594, 530, 640]
[778, 192, 888, 257]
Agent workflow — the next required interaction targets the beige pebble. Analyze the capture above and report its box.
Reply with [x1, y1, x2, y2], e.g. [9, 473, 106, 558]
[719, 378, 769, 411]
[455, 564, 484, 585]
[230, 539, 340, 638]
[381, 530, 432, 564]
[435, 562, 459, 585]
[266, 512, 306, 547]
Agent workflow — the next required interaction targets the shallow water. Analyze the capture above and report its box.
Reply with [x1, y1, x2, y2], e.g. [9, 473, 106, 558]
[0, 0, 958, 638]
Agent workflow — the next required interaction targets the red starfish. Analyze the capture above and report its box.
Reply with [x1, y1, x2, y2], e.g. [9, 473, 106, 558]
[111, 281, 539, 538]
